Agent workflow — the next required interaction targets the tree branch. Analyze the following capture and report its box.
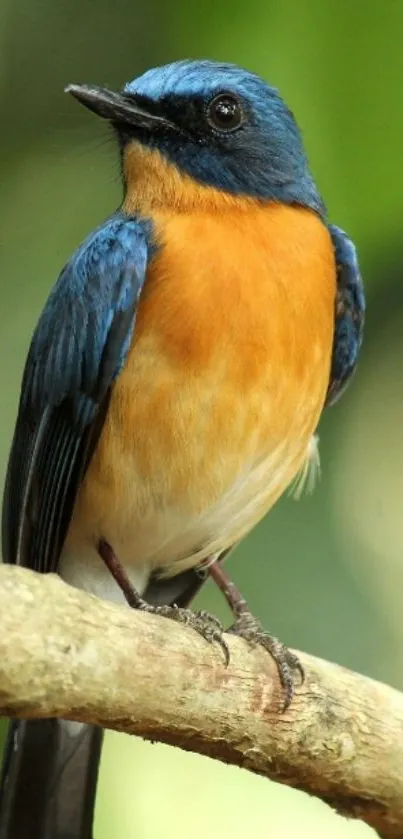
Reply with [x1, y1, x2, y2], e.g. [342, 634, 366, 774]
[0, 565, 402, 838]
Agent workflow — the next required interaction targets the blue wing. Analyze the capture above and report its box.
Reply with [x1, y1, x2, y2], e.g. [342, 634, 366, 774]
[325, 224, 365, 407]
[2, 212, 151, 573]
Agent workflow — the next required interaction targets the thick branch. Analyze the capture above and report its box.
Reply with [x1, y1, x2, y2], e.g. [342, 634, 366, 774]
[0, 565, 402, 838]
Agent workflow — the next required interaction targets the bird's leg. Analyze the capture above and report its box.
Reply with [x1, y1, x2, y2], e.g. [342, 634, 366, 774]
[98, 540, 229, 663]
[208, 560, 304, 710]
[98, 540, 143, 608]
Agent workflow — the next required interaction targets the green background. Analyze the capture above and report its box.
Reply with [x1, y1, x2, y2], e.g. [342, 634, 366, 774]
[1, 1, 402, 836]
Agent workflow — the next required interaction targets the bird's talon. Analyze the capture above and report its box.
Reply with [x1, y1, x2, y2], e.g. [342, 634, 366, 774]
[193, 609, 223, 630]
[228, 614, 302, 711]
[138, 602, 229, 663]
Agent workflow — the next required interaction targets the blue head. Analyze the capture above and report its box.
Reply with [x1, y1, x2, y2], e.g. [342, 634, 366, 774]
[67, 60, 324, 215]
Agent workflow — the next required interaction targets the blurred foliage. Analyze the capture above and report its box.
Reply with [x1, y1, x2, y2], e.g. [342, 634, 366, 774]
[1, 0, 402, 836]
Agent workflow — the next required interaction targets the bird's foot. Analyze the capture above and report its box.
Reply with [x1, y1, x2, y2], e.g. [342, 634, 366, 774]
[97, 539, 229, 662]
[208, 559, 303, 711]
[138, 601, 230, 664]
[227, 611, 303, 711]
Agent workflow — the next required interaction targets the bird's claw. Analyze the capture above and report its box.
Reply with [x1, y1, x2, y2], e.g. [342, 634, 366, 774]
[139, 601, 230, 665]
[227, 612, 304, 711]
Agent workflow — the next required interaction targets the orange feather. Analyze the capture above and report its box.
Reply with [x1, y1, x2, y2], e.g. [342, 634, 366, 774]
[63, 144, 336, 582]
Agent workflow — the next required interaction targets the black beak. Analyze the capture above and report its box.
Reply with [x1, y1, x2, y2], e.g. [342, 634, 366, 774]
[65, 84, 175, 132]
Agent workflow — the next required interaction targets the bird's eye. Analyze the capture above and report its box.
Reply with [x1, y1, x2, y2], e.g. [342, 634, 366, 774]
[206, 94, 243, 132]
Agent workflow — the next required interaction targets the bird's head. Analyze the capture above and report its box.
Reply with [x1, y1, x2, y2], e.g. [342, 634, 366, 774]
[67, 60, 324, 216]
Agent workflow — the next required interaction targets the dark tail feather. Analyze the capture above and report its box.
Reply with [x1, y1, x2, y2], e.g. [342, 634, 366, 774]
[0, 719, 103, 839]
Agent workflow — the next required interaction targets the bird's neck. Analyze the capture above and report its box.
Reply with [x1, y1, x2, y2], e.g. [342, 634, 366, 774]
[122, 142, 270, 217]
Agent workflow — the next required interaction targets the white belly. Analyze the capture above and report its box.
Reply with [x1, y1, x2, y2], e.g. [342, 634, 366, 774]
[59, 550, 150, 605]
[60, 436, 318, 603]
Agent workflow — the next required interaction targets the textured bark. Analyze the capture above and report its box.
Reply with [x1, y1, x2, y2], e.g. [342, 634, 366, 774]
[0, 564, 402, 838]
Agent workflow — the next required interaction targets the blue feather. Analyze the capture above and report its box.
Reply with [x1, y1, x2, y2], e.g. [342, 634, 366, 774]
[326, 224, 365, 406]
[22, 213, 151, 421]
[2, 212, 152, 573]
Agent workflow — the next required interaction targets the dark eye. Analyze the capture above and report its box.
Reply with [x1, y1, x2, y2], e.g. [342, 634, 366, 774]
[206, 93, 243, 132]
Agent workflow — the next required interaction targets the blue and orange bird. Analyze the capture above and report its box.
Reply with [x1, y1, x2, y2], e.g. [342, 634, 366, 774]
[0, 60, 364, 839]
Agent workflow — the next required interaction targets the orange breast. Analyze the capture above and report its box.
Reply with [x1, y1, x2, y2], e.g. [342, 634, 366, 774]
[67, 201, 336, 575]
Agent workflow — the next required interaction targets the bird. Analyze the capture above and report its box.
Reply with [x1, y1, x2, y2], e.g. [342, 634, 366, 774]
[0, 59, 365, 839]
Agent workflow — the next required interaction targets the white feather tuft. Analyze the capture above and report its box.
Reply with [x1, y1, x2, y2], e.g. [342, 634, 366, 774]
[289, 435, 321, 500]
